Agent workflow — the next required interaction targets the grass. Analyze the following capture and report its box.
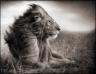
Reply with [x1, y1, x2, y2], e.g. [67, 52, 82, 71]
[0, 30, 95, 74]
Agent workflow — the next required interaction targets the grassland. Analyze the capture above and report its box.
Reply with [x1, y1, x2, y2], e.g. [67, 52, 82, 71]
[0, 30, 95, 74]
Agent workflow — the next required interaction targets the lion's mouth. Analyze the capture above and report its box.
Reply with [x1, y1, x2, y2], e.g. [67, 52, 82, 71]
[48, 31, 59, 36]
[48, 33, 57, 36]
[48, 34, 58, 40]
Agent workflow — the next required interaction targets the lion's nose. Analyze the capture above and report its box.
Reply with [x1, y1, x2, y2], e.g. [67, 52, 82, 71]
[56, 26, 60, 31]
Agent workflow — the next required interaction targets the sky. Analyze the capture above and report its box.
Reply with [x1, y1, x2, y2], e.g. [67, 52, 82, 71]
[1, 1, 95, 36]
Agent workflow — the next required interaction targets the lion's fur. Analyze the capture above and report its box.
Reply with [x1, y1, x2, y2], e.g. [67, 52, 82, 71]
[4, 4, 73, 69]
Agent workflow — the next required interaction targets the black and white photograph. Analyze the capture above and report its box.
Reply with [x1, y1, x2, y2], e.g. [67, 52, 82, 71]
[0, 0, 95, 74]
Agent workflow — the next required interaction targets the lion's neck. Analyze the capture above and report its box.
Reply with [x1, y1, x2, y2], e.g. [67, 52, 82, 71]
[37, 38, 50, 50]
[37, 38, 51, 62]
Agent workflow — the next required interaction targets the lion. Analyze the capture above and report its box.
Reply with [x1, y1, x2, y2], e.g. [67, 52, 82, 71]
[4, 4, 74, 70]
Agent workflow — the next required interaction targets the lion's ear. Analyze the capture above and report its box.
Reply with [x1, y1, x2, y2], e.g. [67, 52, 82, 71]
[34, 15, 41, 22]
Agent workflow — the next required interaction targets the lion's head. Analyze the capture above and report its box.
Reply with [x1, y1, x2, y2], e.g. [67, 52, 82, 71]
[14, 4, 60, 40]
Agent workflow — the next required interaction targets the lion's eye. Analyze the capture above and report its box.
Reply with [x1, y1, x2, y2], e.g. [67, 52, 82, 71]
[34, 16, 41, 22]
[48, 21, 51, 26]
[49, 20, 51, 23]
[48, 20, 52, 24]
[34, 16, 39, 19]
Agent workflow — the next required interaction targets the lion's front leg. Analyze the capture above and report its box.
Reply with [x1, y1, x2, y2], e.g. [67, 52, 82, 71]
[48, 48, 75, 68]
[51, 50, 75, 64]
[39, 43, 50, 68]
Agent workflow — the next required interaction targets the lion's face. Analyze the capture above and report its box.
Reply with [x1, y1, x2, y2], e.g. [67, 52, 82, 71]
[24, 4, 60, 39]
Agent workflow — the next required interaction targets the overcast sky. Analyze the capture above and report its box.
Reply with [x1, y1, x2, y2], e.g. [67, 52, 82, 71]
[1, 1, 95, 35]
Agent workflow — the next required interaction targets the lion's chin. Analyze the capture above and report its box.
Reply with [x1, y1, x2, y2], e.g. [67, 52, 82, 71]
[48, 34, 58, 40]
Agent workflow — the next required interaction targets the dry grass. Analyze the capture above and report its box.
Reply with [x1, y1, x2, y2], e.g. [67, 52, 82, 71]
[0, 31, 95, 74]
